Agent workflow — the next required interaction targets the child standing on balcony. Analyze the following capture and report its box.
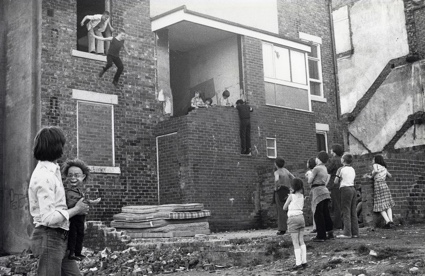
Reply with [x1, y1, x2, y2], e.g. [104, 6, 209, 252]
[283, 178, 307, 271]
[62, 158, 101, 261]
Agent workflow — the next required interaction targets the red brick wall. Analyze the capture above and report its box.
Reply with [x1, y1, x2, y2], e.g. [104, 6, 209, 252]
[41, 0, 162, 224]
[154, 104, 317, 231]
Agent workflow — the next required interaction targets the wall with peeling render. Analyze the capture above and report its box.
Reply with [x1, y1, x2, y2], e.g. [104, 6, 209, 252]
[333, 0, 409, 115]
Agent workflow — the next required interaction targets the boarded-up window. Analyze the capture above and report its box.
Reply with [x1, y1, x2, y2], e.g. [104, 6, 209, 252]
[77, 101, 114, 166]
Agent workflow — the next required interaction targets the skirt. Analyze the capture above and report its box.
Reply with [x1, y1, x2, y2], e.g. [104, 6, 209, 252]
[373, 179, 395, 212]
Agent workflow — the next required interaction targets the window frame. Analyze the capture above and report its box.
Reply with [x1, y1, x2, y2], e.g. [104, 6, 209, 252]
[315, 123, 329, 153]
[299, 32, 325, 102]
[262, 42, 311, 112]
[266, 137, 277, 159]
[72, 89, 121, 174]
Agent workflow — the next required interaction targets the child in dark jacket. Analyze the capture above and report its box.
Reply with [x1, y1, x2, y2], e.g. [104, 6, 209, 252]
[235, 99, 253, 155]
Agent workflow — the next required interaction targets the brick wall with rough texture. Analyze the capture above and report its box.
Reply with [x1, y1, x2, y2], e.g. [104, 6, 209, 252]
[154, 104, 317, 231]
[41, 0, 162, 224]
[84, 221, 130, 252]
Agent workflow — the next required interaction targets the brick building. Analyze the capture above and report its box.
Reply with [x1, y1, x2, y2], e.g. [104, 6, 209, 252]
[331, 0, 425, 226]
[0, 0, 340, 253]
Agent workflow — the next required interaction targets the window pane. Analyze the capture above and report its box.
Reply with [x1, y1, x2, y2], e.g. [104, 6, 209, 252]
[267, 149, 276, 157]
[310, 81, 321, 96]
[308, 45, 318, 58]
[265, 82, 276, 105]
[290, 50, 307, 84]
[275, 84, 309, 110]
[316, 133, 326, 152]
[308, 59, 319, 80]
[274, 47, 291, 81]
[266, 138, 275, 148]
[262, 43, 274, 78]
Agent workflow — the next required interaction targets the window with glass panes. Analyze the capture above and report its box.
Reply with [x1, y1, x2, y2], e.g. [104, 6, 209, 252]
[316, 131, 327, 152]
[266, 138, 277, 158]
[308, 44, 323, 97]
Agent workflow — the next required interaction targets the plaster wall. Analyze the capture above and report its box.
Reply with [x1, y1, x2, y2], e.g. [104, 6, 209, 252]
[2, 0, 41, 253]
[348, 62, 425, 154]
[395, 124, 425, 149]
[150, 0, 279, 34]
[335, 0, 409, 114]
[188, 36, 239, 105]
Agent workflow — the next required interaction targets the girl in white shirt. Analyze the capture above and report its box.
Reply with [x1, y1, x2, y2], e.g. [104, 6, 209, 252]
[283, 178, 307, 271]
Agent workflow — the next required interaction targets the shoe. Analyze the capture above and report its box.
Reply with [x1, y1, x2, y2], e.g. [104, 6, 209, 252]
[112, 81, 118, 87]
[352, 235, 359, 238]
[276, 231, 286, 235]
[310, 229, 317, 234]
[291, 265, 303, 271]
[327, 231, 335, 240]
[98, 70, 105, 78]
[75, 254, 86, 259]
[311, 237, 325, 242]
[389, 221, 395, 227]
[336, 235, 352, 239]
[383, 222, 391, 229]
[301, 263, 308, 269]
[68, 252, 82, 261]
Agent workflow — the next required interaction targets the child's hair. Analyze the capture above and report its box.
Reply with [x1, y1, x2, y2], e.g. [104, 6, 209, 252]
[291, 178, 304, 193]
[331, 144, 344, 157]
[307, 158, 316, 170]
[236, 99, 244, 105]
[374, 154, 387, 168]
[33, 126, 66, 162]
[222, 90, 230, 98]
[205, 98, 212, 105]
[317, 151, 329, 164]
[275, 157, 285, 168]
[62, 158, 91, 182]
[342, 153, 353, 165]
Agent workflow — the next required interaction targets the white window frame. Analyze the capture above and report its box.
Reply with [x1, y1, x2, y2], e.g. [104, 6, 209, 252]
[315, 123, 329, 152]
[72, 89, 121, 174]
[266, 137, 277, 158]
[299, 32, 325, 102]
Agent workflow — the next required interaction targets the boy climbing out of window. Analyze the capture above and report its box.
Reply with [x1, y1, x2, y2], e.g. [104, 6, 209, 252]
[235, 99, 253, 155]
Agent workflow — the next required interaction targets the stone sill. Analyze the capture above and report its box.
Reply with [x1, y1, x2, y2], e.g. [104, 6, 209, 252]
[72, 50, 107, 62]
[311, 96, 327, 103]
[88, 166, 121, 174]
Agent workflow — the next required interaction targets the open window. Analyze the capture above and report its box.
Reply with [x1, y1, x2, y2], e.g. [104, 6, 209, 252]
[316, 123, 329, 152]
[77, 0, 107, 52]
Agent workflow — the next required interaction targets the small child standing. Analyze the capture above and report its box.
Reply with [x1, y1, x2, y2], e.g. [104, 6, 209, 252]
[283, 178, 307, 270]
[62, 159, 101, 261]
[235, 99, 253, 155]
[363, 154, 395, 228]
[305, 157, 317, 233]
[335, 153, 359, 238]
[274, 157, 295, 235]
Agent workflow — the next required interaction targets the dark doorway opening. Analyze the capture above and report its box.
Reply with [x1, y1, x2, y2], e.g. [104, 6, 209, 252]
[77, 0, 105, 52]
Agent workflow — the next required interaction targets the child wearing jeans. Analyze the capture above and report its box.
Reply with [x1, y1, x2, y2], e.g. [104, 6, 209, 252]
[283, 178, 307, 270]
[335, 153, 359, 238]
[62, 158, 101, 261]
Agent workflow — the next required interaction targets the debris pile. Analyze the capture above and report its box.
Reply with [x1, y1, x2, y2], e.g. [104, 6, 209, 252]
[111, 203, 211, 238]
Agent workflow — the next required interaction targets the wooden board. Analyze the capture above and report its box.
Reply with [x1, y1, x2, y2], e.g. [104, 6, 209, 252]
[126, 229, 211, 238]
[111, 219, 168, 229]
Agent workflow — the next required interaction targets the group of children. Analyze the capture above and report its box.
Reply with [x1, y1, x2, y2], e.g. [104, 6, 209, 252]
[274, 148, 395, 270]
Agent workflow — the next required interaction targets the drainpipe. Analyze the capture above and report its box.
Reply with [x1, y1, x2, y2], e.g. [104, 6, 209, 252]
[328, 0, 340, 120]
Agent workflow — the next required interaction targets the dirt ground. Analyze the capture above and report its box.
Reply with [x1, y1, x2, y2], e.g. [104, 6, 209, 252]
[1, 223, 425, 275]
[155, 223, 425, 276]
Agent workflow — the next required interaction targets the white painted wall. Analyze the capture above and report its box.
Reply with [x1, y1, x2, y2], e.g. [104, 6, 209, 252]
[335, 0, 409, 114]
[395, 125, 425, 149]
[348, 62, 425, 154]
[188, 36, 240, 106]
[150, 0, 279, 34]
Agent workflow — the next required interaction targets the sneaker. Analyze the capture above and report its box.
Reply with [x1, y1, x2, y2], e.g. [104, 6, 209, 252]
[68, 252, 82, 261]
[352, 235, 359, 238]
[310, 229, 317, 234]
[327, 231, 335, 240]
[301, 263, 308, 269]
[276, 231, 286, 235]
[98, 70, 105, 78]
[311, 237, 325, 242]
[336, 235, 352, 239]
[75, 254, 86, 259]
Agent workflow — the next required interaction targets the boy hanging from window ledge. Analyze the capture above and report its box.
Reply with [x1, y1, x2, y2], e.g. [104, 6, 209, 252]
[93, 30, 129, 87]
[235, 99, 253, 155]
